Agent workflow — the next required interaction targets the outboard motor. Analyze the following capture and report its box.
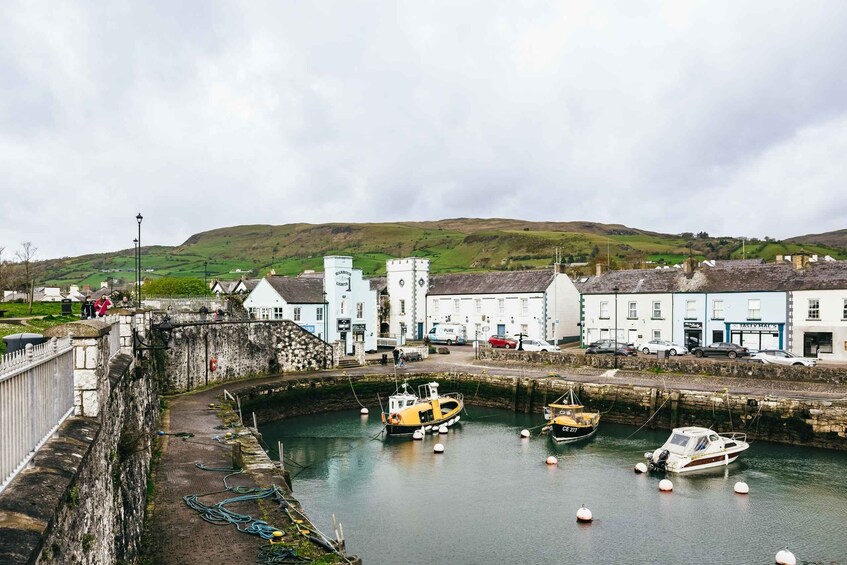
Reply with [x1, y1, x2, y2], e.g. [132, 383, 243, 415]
[648, 448, 670, 471]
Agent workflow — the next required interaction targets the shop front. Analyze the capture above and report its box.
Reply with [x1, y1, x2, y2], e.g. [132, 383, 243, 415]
[727, 322, 783, 350]
[684, 321, 702, 349]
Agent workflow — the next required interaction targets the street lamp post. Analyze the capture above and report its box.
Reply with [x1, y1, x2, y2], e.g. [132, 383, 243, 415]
[204, 261, 208, 291]
[133, 238, 138, 306]
[613, 286, 619, 369]
[136, 213, 143, 305]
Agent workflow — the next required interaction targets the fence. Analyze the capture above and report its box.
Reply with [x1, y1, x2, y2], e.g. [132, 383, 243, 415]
[0, 336, 74, 494]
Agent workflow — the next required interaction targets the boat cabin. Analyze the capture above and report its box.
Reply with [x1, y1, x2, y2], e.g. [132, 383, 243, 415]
[418, 382, 440, 400]
[663, 427, 724, 456]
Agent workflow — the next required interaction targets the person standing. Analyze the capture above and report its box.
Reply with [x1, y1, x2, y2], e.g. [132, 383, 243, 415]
[392, 347, 400, 367]
[96, 295, 112, 317]
[81, 296, 93, 319]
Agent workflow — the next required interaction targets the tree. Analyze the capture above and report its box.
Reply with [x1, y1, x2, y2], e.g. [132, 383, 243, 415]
[697, 231, 709, 239]
[15, 242, 38, 314]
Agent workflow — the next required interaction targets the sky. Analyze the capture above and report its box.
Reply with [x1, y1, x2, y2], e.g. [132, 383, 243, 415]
[2, 1, 847, 260]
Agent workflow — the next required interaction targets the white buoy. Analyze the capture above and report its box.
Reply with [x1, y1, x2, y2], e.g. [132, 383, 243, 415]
[659, 479, 673, 492]
[439, 425, 449, 434]
[412, 430, 424, 440]
[775, 548, 796, 565]
[576, 505, 593, 523]
[634, 462, 648, 474]
[520, 429, 531, 438]
[546, 456, 558, 466]
[434, 443, 445, 453]
[360, 407, 369, 415]
[734, 481, 749, 494]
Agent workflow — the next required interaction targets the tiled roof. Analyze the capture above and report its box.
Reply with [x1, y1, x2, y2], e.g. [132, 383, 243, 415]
[702, 259, 766, 268]
[428, 270, 554, 295]
[266, 276, 324, 303]
[581, 261, 847, 294]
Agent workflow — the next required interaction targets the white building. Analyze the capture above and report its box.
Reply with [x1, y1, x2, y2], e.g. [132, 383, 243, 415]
[385, 258, 430, 340]
[243, 256, 378, 355]
[385, 258, 580, 343]
[785, 258, 847, 361]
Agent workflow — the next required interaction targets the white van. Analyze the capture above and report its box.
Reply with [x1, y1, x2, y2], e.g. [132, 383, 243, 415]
[427, 323, 467, 345]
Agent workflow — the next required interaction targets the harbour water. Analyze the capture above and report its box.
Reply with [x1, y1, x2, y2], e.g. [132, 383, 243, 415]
[261, 407, 847, 564]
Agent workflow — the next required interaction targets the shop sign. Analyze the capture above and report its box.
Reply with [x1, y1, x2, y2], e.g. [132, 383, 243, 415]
[684, 322, 702, 329]
[352, 323, 366, 332]
[301, 325, 315, 333]
[337, 318, 351, 331]
[730, 322, 779, 331]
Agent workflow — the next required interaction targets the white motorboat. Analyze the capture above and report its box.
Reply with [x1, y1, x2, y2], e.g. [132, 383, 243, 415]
[645, 426, 749, 473]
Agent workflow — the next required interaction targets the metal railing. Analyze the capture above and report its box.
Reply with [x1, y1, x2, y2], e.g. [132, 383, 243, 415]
[0, 336, 74, 494]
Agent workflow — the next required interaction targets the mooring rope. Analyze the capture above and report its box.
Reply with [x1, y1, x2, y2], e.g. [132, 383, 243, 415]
[624, 395, 672, 440]
[347, 373, 366, 409]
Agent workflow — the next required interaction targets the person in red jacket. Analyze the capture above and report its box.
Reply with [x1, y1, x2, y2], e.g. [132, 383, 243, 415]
[95, 295, 113, 317]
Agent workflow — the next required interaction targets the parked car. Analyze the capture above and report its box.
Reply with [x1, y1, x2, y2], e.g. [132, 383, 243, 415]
[639, 340, 688, 356]
[585, 340, 637, 356]
[750, 349, 817, 367]
[519, 339, 561, 353]
[691, 342, 750, 359]
[488, 334, 518, 348]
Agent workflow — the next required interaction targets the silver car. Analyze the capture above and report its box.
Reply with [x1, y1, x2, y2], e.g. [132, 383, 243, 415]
[750, 350, 817, 367]
[639, 340, 688, 356]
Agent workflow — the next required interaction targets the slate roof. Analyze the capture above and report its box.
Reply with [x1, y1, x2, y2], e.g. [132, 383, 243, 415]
[701, 258, 766, 268]
[266, 276, 325, 303]
[369, 277, 387, 293]
[581, 261, 847, 294]
[428, 270, 555, 295]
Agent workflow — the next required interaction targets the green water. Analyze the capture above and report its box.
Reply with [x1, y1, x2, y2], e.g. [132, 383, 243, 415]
[261, 408, 847, 564]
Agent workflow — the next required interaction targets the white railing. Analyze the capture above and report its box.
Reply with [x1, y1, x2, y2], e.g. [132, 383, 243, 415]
[0, 337, 74, 494]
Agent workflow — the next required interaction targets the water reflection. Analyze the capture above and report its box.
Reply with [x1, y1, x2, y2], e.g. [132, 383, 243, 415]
[261, 408, 847, 564]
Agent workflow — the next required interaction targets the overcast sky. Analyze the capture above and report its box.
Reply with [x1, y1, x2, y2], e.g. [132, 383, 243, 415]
[2, 1, 847, 260]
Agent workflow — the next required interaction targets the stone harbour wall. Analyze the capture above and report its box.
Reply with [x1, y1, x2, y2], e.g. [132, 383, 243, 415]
[239, 372, 847, 450]
[158, 320, 333, 393]
[480, 349, 847, 385]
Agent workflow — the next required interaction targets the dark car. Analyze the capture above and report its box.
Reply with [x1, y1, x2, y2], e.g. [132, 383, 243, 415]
[488, 334, 518, 349]
[691, 342, 750, 359]
[585, 339, 637, 356]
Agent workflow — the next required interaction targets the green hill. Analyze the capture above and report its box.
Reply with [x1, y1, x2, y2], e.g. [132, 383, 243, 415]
[35, 219, 847, 287]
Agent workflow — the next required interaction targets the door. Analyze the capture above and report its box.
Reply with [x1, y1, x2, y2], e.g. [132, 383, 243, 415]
[497, 324, 505, 335]
[417, 322, 423, 340]
[685, 329, 702, 349]
[627, 329, 638, 345]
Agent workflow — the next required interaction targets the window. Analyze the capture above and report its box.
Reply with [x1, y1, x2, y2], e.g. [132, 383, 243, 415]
[652, 301, 662, 319]
[808, 298, 820, 320]
[521, 298, 529, 315]
[652, 329, 661, 340]
[747, 299, 761, 320]
[712, 330, 723, 343]
[843, 299, 847, 320]
[627, 302, 637, 319]
[248, 307, 257, 319]
[599, 301, 609, 319]
[293, 307, 301, 321]
[685, 300, 696, 319]
[520, 324, 528, 335]
[712, 300, 724, 320]
[273, 307, 284, 320]
[400, 299, 406, 315]
[454, 299, 460, 314]
[498, 298, 505, 315]
[316, 307, 323, 321]
[475, 299, 481, 314]
[356, 302, 363, 319]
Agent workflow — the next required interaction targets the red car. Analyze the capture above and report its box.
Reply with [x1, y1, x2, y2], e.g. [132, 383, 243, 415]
[488, 334, 518, 348]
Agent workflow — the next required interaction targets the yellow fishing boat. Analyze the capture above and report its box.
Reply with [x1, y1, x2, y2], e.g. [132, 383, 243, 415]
[543, 388, 600, 443]
[381, 381, 464, 436]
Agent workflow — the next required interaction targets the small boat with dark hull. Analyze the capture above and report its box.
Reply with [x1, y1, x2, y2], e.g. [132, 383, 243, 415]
[645, 427, 749, 473]
[543, 388, 600, 443]
[381, 381, 464, 436]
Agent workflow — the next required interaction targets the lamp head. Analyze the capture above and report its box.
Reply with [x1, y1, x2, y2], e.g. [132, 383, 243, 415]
[136, 213, 143, 224]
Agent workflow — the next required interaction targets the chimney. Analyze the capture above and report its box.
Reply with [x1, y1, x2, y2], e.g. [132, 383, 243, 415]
[82, 285, 91, 292]
[775, 254, 783, 263]
[791, 252, 809, 271]
[596, 264, 605, 277]
[683, 258, 695, 275]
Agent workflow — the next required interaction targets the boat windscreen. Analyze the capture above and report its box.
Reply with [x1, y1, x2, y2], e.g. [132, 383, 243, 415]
[668, 433, 691, 448]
